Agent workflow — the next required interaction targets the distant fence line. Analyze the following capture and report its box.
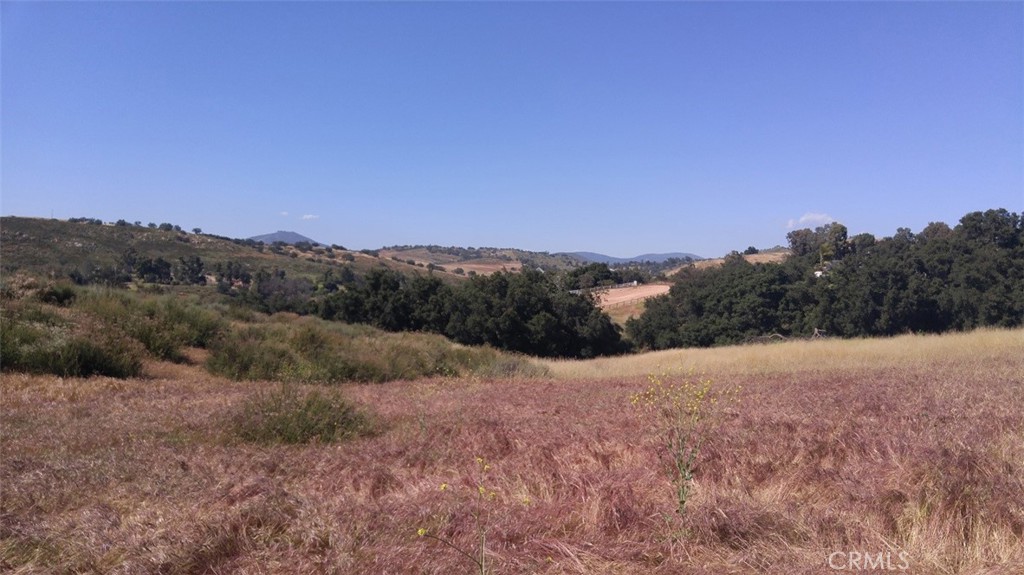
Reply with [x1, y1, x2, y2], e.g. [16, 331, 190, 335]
[603, 295, 657, 309]
[742, 329, 830, 344]
[569, 281, 640, 296]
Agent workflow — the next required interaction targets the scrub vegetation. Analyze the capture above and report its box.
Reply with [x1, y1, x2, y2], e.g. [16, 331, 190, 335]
[2, 328, 1021, 573]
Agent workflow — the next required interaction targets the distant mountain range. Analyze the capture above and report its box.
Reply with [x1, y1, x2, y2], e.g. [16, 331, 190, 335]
[562, 251, 703, 265]
[249, 231, 321, 245]
[244, 233, 700, 264]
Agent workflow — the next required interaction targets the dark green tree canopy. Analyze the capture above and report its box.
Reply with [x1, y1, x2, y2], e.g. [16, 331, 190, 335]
[629, 209, 1023, 349]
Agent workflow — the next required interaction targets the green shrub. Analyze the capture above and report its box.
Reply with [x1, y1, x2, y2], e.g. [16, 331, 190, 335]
[75, 291, 225, 362]
[207, 323, 372, 383]
[233, 384, 374, 444]
[222, 302, 259, 323]
[149, 298, 224, 348]
[50, 335, 144, 378]
[1, 311, 42, 370]
[36, 283, 77, 306]
[206, 326, 297, 381]
[0, 309, 143, 378]
[206, 317, 550, 384]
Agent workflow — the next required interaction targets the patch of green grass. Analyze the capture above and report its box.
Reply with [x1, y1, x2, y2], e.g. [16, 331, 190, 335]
[232, 384, 375, 445]
[0, 534, 66, 571]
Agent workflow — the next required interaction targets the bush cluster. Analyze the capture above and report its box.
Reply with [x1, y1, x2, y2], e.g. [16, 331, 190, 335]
[205, 318, 546, 384]
[75, 290, 225, 362]
[1, 303, 144, 378]
[2, 278, 548, 383]
[1, 286, 228, 379]
[232, 384, 374, 445]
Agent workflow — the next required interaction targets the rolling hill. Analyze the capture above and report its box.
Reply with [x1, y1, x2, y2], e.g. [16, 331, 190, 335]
[1, 216, 708, 287]
[0, 218, 589, 284]
[0, 217, 437, 282]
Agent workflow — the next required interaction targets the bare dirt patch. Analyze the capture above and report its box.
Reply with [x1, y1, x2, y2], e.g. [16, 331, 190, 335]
[596, 283, 671, 309]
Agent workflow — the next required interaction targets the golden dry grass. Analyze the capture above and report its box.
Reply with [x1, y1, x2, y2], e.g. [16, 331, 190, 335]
[665, 250, 790, 276]
[603, 299, 649, 326]
[595, 284, 672, 308]
[2, 328, 1022, 574]
[595, 283, 672, 325]
[540, 328, 1024, 380]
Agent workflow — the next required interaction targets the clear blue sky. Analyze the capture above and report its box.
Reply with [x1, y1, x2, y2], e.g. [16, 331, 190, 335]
[3, 2, 1022, 258]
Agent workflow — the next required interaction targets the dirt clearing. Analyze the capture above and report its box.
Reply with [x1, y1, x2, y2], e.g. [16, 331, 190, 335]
[596, 283, 671, 308]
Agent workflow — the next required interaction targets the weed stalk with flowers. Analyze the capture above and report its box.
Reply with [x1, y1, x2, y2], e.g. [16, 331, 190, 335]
[417, 457, 501, 575]
[630, 367, 741, 519]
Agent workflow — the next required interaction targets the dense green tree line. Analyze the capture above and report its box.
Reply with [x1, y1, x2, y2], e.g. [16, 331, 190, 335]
[205, 262, 626, 358]
[319, 268, 626, 358]
[627, 209, 1024, 349]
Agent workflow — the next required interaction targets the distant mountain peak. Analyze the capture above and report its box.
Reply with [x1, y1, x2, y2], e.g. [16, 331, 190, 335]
[249, 230, 320, 245]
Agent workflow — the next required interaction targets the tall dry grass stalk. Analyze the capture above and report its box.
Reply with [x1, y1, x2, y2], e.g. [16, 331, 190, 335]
[540, 327, 1024, 380]
[2, 328, 1022, 573]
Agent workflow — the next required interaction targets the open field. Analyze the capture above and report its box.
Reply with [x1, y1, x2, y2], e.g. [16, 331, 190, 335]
[603, 298, 649, 326]
[594, 283, 672, 325]
[595, 283, 672, 309]
[2, 329, 1022, 574]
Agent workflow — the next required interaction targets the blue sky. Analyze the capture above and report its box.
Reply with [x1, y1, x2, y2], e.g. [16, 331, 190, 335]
[2, 2, 1021, 258]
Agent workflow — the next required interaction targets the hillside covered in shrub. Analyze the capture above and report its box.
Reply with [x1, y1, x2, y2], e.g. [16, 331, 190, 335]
[0, 278, 546, 382]
[0, 216, 626, 359]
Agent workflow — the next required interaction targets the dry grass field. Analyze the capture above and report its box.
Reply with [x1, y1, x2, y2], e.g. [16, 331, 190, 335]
[595, 284, 672, 309]
[594, 283, 672, 325]
[2, 329, 1022, 574]
[665, 250, 790, 277]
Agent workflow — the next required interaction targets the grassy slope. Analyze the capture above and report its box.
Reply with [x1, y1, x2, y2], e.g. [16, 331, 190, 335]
[0, 216, 454, 282]
[379, 246, 581, 274]
[664, 249, 791, 277]
[2, 328, 1022, 573]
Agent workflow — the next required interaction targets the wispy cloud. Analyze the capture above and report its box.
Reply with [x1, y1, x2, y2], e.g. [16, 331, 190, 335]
[787, 212, 836, 229]
[301, 214, 320, 220]
[280, 211, 289, 217]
